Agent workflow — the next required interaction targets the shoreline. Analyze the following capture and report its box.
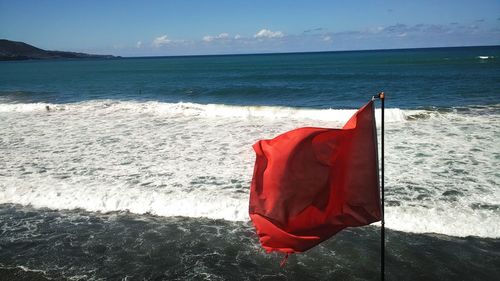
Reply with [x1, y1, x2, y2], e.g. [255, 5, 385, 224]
[1, 204, 499, 280]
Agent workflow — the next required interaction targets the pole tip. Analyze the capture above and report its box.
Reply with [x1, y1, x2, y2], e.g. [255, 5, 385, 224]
[379, 92, 385, 99]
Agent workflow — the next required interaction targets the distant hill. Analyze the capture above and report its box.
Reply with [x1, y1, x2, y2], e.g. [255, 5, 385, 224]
[0, 39, 117, 60]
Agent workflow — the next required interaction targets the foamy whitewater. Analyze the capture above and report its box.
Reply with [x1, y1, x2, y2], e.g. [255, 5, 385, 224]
[1, 101, 498, 238]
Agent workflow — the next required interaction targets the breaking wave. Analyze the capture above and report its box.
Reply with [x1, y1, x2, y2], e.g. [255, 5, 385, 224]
[0, 100, 499, 238]
[0, 100, 407, 124]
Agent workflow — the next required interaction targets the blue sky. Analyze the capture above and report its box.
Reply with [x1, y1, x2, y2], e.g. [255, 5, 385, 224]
[1, 0, 499, 56]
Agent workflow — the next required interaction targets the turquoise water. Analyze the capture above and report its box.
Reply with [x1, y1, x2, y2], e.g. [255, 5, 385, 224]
[1, 46, 499, 108]
[0, 46, 499, 280]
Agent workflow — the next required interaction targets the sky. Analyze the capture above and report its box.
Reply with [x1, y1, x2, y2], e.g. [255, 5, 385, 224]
[1, 0, 499, 56]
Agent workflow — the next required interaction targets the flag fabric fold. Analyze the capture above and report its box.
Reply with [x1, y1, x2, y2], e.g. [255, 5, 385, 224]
[249, 100, 381, 254]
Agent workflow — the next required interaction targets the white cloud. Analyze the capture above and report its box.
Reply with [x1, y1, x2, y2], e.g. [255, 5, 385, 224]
[152, 35, 171, 47]
[203, 33, 230, 42]
[136, 41, 142, 48]
[254, 29, 284, 39]
[202, 35, 214, 42]
[323, 36, 332, 41]
[218, 33, 229, 39]
[234, 34, 242, 40]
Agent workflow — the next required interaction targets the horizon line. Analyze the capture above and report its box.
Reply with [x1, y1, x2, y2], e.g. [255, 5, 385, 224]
[120, 44, 500, 59]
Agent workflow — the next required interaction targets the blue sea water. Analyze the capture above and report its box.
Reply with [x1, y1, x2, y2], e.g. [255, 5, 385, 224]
[0, 46, 499, 280]
[1, 46, 499, 108]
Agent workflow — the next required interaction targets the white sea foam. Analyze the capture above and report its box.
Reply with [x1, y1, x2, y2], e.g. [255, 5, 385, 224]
[0, 101, 498, 238]
[0, 100, 407, 124]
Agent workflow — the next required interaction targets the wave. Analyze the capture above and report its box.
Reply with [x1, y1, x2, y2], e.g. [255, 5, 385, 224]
[2, 101, 498, 123]
[1, 99, 499, 238]
[1, 176, 498, 238]
[0, 100, 407, 123]
[0, 176, 249, 222]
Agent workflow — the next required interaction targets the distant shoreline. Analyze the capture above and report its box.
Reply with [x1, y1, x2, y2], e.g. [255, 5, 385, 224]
[0, 39, 118, 61]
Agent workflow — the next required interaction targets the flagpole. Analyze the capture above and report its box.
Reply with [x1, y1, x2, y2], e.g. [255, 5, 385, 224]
[379, 92, 385, 281]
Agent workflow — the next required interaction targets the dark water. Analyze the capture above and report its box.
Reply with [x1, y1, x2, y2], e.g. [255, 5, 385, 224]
[1, 46, 499, 108]
[1, 204, 499, 281]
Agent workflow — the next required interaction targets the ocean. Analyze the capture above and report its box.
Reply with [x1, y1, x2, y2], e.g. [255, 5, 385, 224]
[0, 46, 499, 280]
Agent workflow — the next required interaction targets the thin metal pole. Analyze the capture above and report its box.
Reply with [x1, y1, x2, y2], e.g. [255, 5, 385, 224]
[380, 92, 385, 281]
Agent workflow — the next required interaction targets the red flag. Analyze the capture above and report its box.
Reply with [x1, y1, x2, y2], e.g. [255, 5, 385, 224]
[249, 100, 381, 254]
